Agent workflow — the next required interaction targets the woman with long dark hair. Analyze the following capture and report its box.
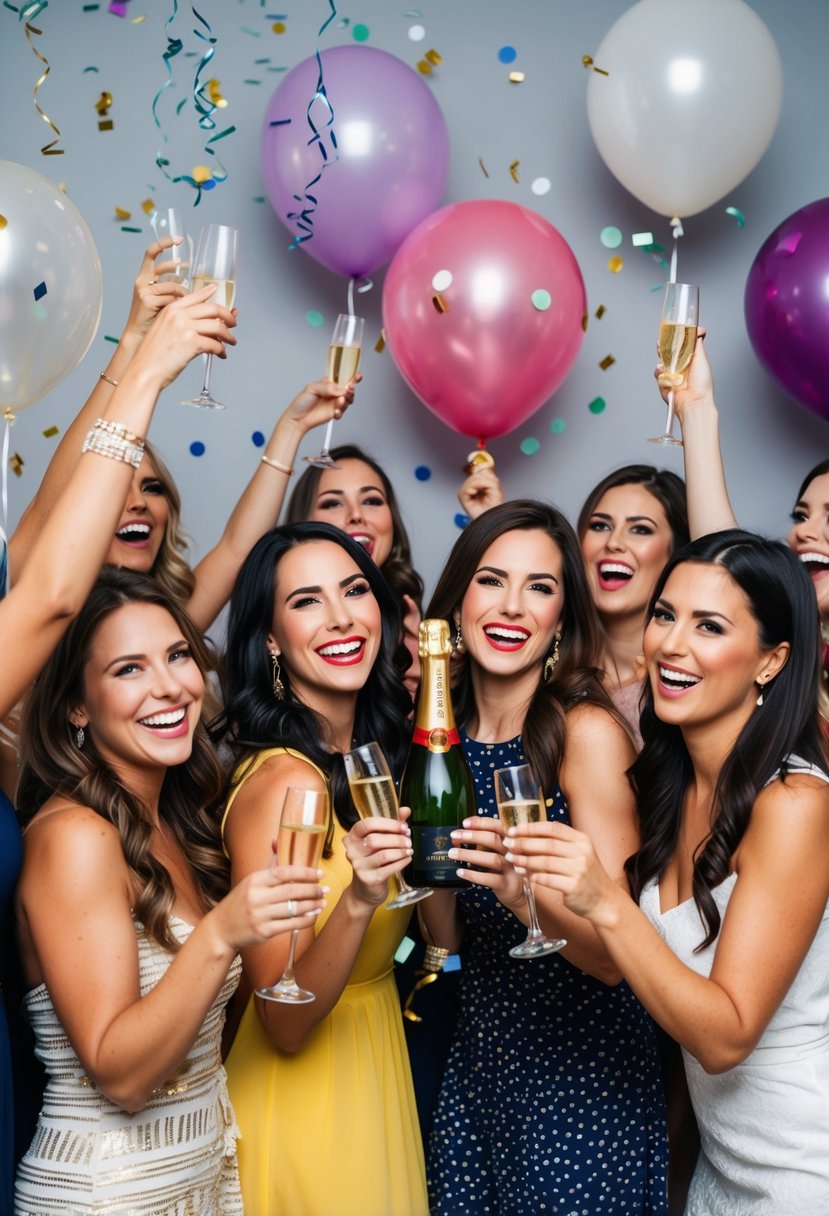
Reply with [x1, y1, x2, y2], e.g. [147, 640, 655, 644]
[418, 500, 668, 1214]
[218, 521, 427, 1216]
[13, 568, 324, 1213]
[509, 530, 829, 1214]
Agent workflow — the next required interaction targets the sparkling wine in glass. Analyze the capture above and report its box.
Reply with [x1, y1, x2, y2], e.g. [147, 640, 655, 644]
[649, 282, 700, 447]
[181, 223, 238, 411]
[344, 742, 432, 910]
[151, 208, 192, 286]
[304, 313, 364, 469]
[256, 786, 328, 1005]
[494, 764, 566, 960]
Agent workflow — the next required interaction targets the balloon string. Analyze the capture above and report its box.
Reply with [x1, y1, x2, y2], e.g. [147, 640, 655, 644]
[346, 277, 373, 313]
[3, 1, 65, 156]
[669, 216, 684, 282]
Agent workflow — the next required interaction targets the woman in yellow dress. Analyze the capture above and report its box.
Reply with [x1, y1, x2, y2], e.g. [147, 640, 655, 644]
[218, 520, 428, 1216]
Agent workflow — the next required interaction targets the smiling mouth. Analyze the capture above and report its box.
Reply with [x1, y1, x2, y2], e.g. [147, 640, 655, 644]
[799, 552, 829, 579]
[315, 638, 365, 664]
[116, 523, 151, 546]
[138, 708, 187, 729]
[658, 665, 702, 691]
[483, 624, 530, 649]
[348, 532, 374, 556]
[598, 562, 634, 589]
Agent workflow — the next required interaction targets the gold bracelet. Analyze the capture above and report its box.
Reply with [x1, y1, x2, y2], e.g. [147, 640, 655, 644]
[99, 372, 119, 388]
[261, 454, 294, 476]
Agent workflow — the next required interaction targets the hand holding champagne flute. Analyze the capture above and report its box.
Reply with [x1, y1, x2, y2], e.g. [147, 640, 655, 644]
[151, 208, 192, 285]
[494, 765, 565, 960]
[649, 281, 699, 447]
[344, 742, 432, 910]
[257, 787, 328, 1005]
[304, 313, 364, 468]
[181, 223, 238, 410]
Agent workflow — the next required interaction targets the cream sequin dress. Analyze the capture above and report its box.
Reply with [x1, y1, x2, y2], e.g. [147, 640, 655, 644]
[14, 916, 243, 1216]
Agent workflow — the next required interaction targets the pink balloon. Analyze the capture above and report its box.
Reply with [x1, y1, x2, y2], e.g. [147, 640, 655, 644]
[260, 46, 449, 279]
[382, 200, 586, 440]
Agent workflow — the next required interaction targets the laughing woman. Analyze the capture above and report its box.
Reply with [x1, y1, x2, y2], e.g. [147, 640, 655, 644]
[508, 531, 829, 1215]
[218, 522, 427, 1216]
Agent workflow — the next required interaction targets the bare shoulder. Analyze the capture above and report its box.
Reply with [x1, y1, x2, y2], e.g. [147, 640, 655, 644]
[738, 770, 829, 871]
[564, 699, 633, 754]
[24, 798, 121, 860]
[19, 799, 130, 911]
[225, 752, 326, 837]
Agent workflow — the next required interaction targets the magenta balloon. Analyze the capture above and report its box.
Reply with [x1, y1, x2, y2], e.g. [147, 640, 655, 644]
[260, 46, 449, 279]
[382, 200, 586, 440]
[745, 198, 829, 423]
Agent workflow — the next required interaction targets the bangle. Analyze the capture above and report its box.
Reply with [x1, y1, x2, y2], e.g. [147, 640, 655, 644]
[261, 454, 294, 476]
[93, 417, 142, 445]
[99, 372, 119, 388]
[82, 419, 145, 469]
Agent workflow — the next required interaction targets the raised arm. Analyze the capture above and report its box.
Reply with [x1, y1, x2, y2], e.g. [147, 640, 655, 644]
[457, 465, 505, 522]
[0, 285, 235, 721]
[9, 238, 186, 582]
[16, 803, 324, 1112]
[508, 773, 829, 1072]
[184, 378, 358, 632]
[656, 332, 739, 539]
[223, 752, 411, 1054]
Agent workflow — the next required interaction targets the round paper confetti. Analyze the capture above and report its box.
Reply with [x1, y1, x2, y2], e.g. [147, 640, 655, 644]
[607, 256, 624, 273]
[414, 465, 431, 481]
[272, 21, 286, 34]
[352, 23, 370, 41]
[520, 437, 540, 456]
[251, 431, 265, 447]
[600, 226, 623, 249]
[306, 310, 325, 327]
[531, 177, 551, 196]
[408, 24, 426, 41]
[190, 441, 206, 457]
[498, 45, 517, 64]
[550, 418, 566, 434]
[454, 512, 470, 529]
[531, 289, 551, 312]
[192, 165, 212, 184]
[588, 397, 607, 415]
[431, 268, 453, 292]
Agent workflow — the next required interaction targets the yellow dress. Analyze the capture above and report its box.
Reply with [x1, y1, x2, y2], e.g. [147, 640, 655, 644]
[222, 748, 428, 1216]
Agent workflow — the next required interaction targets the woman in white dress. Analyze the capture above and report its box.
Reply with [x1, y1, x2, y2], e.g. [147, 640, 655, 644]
[506, 529, 829, 1215]
[13, 568, 325, 1215]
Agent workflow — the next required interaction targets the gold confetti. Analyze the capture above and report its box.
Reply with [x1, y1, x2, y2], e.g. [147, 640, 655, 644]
[599, 354, 616, 371]
[192, 164, 212, 183]
[509, 160, 520, 183]
[478, 157, 489, 178]
[0, 214, 7, 231]
[140, 198, 155, 215]
[595, 304, 606, 319]
[114, 205, 131, 220]
[374, 330, 386, 353]
[508, 71, 525, 83]
[98, 119, 114, 131]
[416, 59, 432, 75]
[95, 90, 112, 115]
[131, 13, 147, 22]
[581, 312, 589, 332]
[582, 54, 609, 76]
[272, 20, 286, 34]
[42, 425, 59, 438]
[607, 256, 624, 273]
[208, 78, 228, 109]
[432, 293, 449, 314]
[10, 453, 24, 477]
[424, 49, 442, 66]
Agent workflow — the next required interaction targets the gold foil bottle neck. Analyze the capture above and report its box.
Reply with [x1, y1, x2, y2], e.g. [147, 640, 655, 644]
[418, 618, 452, 660]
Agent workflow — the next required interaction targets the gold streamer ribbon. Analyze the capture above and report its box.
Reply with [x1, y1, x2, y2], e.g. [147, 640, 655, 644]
[4, 1, 64, 155]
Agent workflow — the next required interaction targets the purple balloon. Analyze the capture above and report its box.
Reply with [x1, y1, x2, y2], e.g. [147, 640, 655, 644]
[260, 46, 449, 279]
[745, 198, 829, 422]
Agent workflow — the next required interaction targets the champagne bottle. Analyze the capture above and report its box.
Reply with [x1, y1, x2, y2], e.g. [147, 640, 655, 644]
[400, 619, 476, 888]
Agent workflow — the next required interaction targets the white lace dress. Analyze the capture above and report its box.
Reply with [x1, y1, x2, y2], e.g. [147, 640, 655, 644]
[640, 761, 829, 1215]
[14, 916, 243, 1216]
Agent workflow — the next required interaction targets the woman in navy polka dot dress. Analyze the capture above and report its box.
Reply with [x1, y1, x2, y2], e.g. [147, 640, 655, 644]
[418, 501, 668, 1215]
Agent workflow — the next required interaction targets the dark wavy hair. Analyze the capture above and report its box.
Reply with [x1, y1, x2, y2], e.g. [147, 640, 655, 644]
[426, 500, 627, 795]
[576, 464, 689, 553]
[17, 567, 228, 953]
[285, 444, 424, 610]
[627, 530, 827, 950]
[142, 439, 197, 608]
[794, 457, 829, 508]
[219, 521, 412, 848]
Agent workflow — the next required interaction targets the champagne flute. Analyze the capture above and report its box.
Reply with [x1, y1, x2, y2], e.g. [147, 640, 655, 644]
[151, 207, 192, 285]
[648, 281, 700, 447]
[181, 223, 238, 410]
[256, 786, 328, 1005]
[343, 741, 432, 910]
[494, 764, 566, 960]
[304, 313, 364, 468]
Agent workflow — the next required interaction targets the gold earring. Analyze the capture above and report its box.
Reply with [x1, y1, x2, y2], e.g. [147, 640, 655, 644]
[544, 631, 562, 683]
[271, 652, 284, 700]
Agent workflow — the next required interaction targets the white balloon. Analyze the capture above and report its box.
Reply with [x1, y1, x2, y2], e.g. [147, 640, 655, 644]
[0, 161, 102, 413]
[587, 0, 783, 219]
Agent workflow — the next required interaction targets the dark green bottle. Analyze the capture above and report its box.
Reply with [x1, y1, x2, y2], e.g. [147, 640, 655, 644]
[400, 619, 476, 888]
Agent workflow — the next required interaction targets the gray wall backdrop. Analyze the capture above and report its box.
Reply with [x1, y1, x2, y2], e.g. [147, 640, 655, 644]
[2, 0, 828, 598]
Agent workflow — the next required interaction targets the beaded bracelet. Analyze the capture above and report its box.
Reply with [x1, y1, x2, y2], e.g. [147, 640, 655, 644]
[261, 454, 294, 476]
[82, 419, 145, 469]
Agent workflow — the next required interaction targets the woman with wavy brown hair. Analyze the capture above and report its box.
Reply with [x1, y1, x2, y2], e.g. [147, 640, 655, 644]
[12, 568, 324, 1214]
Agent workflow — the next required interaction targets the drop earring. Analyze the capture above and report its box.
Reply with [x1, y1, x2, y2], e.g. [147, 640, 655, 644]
[271, 651, 285, 700]
[756, 679, 766, 707]
[452, 618, 464, 653]
[544, 630, 562, 683]
[75, 726, 85, 749]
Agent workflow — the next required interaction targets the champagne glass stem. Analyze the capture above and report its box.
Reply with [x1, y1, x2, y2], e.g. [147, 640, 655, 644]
[663, 389, 676, 439]
[523, 881, 546, 941]
[280, 929, 300, 987]
[318, 417, 335, 458]
[201, 354, 214, 397]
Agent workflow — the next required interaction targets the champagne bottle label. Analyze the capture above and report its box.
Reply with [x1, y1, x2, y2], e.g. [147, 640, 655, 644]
[411, 826, 456, 886]
[411, 725, 460, 752]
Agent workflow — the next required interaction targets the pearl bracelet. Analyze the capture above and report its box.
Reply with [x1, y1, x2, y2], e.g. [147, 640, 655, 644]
[82, 419, 145, 469]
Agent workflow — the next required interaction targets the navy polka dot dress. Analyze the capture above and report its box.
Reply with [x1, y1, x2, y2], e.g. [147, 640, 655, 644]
[427, 734, 668, 1215]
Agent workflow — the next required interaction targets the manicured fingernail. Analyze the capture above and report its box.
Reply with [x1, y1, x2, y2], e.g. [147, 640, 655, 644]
[448, 848, 458, 860]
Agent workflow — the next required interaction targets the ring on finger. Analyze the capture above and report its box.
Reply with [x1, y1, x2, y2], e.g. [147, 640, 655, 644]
[286, 899, 297, 918]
